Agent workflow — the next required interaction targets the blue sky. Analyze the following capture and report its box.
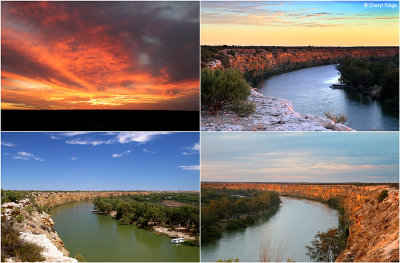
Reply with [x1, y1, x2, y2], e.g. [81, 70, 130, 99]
[201, 132, 399, 183]
[1, 132, 199, 191]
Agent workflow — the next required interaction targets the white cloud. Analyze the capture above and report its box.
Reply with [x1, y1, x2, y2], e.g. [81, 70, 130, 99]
[143, 149, 155, 154]
[71, 156, 76, 161]
[1, 142, 16, 147]
[13, 151, 45, 161]
[112, 150, 131, 158]
[65, 139, 109, 146]
[50, 132, 90, 140]
[181, 142, 200, 155]
[178, 165, 200, 171]
[117, 132, 171, 144]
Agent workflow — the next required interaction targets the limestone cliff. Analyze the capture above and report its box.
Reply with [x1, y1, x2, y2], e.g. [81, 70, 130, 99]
[202, 182, 399, 262]
[206, 47, 399, 82]
[2, 199, 76, 262]
[33, 191, 148, 208]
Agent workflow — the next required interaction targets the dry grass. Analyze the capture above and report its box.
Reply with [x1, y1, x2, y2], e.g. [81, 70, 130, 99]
[324, 111, 347, 124]
[259, 238, 288, 262]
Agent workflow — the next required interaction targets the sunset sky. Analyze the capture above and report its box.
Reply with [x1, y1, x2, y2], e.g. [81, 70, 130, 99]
[2, 2, 199, 110]
[201, 1, 399, 46]
[2, 132, 199, 190]
[201, 132, 399, 183]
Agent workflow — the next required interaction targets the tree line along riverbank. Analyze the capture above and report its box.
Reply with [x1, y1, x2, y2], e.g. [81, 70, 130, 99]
[201, 187, 281, 243]
[93, 193, 199, 246]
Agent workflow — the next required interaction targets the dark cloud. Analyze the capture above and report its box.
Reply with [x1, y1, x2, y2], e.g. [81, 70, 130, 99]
[2, 1, 199, 110]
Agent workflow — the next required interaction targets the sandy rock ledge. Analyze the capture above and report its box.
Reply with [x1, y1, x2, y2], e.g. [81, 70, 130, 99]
[201, 89, 354, 131]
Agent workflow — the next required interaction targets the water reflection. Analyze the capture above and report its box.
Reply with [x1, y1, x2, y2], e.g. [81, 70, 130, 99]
[201, 197, 339, 262]
[257, 64, 399, 131]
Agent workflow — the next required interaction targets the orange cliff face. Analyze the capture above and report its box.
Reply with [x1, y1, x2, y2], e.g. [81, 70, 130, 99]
[207, 47, 399, 82]
[202, 182, 399, 262]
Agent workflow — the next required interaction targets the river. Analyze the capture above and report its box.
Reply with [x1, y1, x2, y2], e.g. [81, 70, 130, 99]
[256, 64, 399, 131]
[201, 197, 339, 262]
[51, 201, 199, 262]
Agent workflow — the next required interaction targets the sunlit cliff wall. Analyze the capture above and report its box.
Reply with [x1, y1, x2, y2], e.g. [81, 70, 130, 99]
[202, 182, 399, 262]
[213, 47, 399, 82]
[33, 191, 148, 208]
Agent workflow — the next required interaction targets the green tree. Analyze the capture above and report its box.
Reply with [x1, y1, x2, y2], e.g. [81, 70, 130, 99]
[305, 228, 346, 262]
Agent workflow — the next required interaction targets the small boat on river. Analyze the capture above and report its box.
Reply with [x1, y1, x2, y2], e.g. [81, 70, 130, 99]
[170, 237, 185, 244]
[90, 209, 99, 213]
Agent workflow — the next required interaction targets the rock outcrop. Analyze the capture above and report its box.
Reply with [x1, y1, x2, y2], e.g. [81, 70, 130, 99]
[202, 182, 399, 262]
[2, 199, 76, 262]
[201, 89, 353, 131]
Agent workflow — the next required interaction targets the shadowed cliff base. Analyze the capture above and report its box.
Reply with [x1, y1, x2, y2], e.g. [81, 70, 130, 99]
[1, 110, 199, 131]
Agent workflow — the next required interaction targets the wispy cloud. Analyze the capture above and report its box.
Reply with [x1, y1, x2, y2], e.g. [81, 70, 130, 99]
[54, 132, 172, 147]
[71, 156, 76, 161]
[178, 165, 200, 171]
[117, 132, 172, 144]
[112, 150, 131, 158]
[182, 142, 200, 155]
[143, 149, 155, 154]
[1, 141, 16, 147]
[13, 151, 45, 161]
[65, 139, 110, 146]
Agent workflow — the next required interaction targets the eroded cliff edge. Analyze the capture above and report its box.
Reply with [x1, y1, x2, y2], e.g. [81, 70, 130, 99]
[202, 182, 399, 262]
[201, 89, 353, 131]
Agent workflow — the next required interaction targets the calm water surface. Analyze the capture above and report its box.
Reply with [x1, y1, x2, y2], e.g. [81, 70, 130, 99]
[256, 64, 399, 131]
[201, 197, 339, 262]
[51, 201, 199, 262]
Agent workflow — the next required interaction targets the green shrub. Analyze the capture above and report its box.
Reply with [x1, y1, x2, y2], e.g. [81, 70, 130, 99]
[1, 221, 45, 262]
[231, 101, 256, 117]
[74, 253, 87, 262]
[26, 205, 34, 215]
[377, 190, 388, 202]
[201, 68, 250, 114]
[16, 215, 24, 223]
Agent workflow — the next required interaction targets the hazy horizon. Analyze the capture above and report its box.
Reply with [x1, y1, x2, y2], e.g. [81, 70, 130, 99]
[201, 132, 399, 183]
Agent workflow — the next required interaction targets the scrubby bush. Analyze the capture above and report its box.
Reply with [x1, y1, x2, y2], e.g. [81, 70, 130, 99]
[16, 215, 24, 223]
[231, 101, 256, 117]
[377, 190, 388, 202]
[324, 111, 347, 124]
[201, 68, 250, 114]
[1, 221, 45, 262]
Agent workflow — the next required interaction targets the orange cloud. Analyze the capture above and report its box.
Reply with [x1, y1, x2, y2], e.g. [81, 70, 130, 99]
[2, 2, 199, 110]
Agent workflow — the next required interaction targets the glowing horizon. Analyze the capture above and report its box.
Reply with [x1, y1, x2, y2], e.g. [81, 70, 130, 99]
[2, 2, 200, 110]
[201, 1, 399, 46]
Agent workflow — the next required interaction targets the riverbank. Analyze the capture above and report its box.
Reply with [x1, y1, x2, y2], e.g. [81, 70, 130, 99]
[201, 89, 354, 131]
[153, 226, 196, 241]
